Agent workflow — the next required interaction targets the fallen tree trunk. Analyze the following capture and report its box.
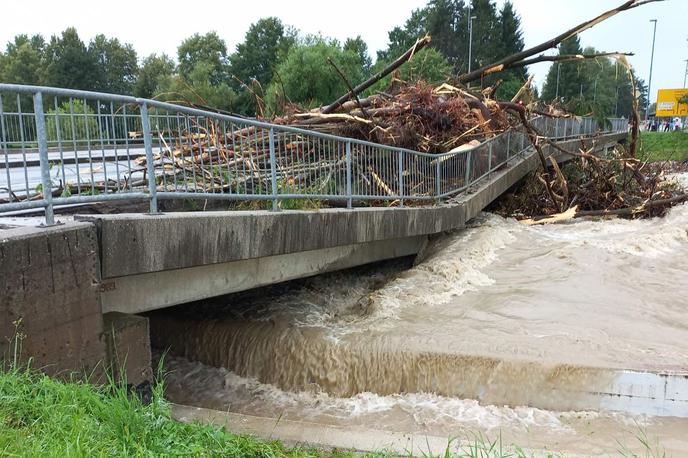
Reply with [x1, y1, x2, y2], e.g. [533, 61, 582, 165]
[575, 194, 688, 217]
[511, 52, 633, 68]
[321, 35, 432, 114]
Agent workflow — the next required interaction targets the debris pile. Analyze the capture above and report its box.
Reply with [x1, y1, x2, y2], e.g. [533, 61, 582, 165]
[493, 147, 688, 222]
[275, 82, 512, 153]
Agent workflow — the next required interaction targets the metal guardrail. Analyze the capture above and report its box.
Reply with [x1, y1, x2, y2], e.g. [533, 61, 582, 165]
[0, 84, 627, 225]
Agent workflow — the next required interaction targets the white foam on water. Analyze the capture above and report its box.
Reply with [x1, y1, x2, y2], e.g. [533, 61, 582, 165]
[528, 203, 688, 259]
[164, 356, 575, 433]
[364, 214, 523, 323]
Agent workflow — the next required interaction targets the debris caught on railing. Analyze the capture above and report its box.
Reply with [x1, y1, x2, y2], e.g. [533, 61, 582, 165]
[493, 149, 688, 222]
[274, 81, 512, 154]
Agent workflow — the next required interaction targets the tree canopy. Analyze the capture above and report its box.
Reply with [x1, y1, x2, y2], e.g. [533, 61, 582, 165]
[541, 36, 642, 118]
[265, 36, 365, 111]
[0, 2, 640, 120]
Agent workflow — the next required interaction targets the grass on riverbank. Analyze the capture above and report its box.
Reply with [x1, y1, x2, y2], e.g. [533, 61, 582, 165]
[1, 365, 545, 458]
[638, 131, 688, 162]
[0, 366, 350, 457]
[0, 363, 672, 457]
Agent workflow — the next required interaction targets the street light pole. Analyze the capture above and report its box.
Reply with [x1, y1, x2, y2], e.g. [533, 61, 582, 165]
[684, 59, 688, 88]
[468, 15, 477, 74]
[646, 19, 658, 120]
[555, 62, 561, 99]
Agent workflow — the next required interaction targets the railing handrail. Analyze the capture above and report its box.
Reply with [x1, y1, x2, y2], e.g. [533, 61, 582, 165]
[0, 83, 628, 158]
[0, 83, 628, 226]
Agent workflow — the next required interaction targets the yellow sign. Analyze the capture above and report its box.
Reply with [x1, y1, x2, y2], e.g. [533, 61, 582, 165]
[656, 89, 688, 117]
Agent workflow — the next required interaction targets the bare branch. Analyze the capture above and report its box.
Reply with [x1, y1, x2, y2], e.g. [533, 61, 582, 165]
[458, 0, 663, 84]
[321, 35, 432, 114]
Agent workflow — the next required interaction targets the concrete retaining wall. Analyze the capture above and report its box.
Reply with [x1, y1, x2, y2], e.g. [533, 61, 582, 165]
[0, 222, 106, 376]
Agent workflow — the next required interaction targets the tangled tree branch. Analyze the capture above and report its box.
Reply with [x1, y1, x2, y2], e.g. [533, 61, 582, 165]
[321, 35, 432, 114]
[458, 0, 663, 84]
[512, 52, 634, 68]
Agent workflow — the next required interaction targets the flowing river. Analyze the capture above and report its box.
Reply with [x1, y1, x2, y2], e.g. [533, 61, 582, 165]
[151, 178, 688, 455]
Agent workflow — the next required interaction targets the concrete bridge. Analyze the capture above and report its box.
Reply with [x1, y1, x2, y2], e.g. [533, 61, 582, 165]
[0, 83, 627, 383]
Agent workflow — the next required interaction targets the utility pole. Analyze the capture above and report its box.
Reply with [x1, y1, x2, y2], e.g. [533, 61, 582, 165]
[555, 62, 561, 99]
[615, 61, 620, 116]
[646, 19, 658, 120]
[468, 15, 477, 74]
[685, 37, 688, 88]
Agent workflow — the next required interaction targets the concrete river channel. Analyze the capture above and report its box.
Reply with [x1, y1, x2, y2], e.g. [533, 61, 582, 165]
[148, 175, 688, 456]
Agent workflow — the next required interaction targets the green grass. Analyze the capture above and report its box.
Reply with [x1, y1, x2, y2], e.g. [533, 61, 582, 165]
[638, 131, 688, 162]
[0, 363, 672, 458]
[0, 366, 352, 457]
[0, 363, 556, 458]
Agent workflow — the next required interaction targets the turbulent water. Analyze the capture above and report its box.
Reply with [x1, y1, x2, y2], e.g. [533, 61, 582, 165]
[151, 182, 688, 454]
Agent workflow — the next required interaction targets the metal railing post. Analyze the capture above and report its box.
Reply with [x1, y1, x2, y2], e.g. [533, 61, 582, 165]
[464, 149, 472, 188]
[0, 96, 11, 203]
[435, 160, 441, 203]
[487, 140, 492, 171]
[397, 150, 404, 207]
[505, 131, 511, 158]
[520, 130, 526, 151]
[33, 92, 55, 226]
[140, 102, 159, 214]
[346, 141, 352, 209]
[555, 118, 560, 138]
[268, 128, 278, 211]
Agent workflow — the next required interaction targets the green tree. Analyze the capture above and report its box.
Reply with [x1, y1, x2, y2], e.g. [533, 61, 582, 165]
[377, 0, 524, 90]
[542, 39, 641, 119]
[229, 18, 295, 87]
[541, 35, 588, 112]
[266, 37, 365, 111]
[365, 47, 453, 95]
[344, 36, 372, 76]
[425, 0, 467, 72]
[158, 71, 236, 112]
[494, 1, 527, 100]
[177, 32, 228, 85]
[229, 17, 296, 115]
[469, 0, 500, 76]
[43, 28, 97, 90]
[635, 77, 648, 118]
[88, 35, 138, 95]
[134, 54, 175, 99]
[377, 8, 428, 62]
[0, 35, 45, 86]
[579, 48, 619, 119]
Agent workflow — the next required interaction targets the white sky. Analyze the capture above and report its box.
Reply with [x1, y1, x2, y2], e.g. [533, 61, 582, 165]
[2, 0, 686, 103]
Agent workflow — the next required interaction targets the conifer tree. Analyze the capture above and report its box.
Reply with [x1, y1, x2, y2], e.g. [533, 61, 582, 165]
[542, 35, 588, 110]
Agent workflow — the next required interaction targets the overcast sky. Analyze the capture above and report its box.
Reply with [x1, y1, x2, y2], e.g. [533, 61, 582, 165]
[2, 0, 686, 102]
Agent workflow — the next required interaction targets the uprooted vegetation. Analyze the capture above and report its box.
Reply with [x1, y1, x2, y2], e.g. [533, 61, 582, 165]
[492, 146, 688, 221]
[275, 81, 512, 153]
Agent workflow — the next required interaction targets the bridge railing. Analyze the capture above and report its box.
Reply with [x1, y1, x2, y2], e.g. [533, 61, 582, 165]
[0, 84, 627, 225]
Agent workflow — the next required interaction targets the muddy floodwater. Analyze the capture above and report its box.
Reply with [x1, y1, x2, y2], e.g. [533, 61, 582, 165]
[152, 192, 688, 455]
